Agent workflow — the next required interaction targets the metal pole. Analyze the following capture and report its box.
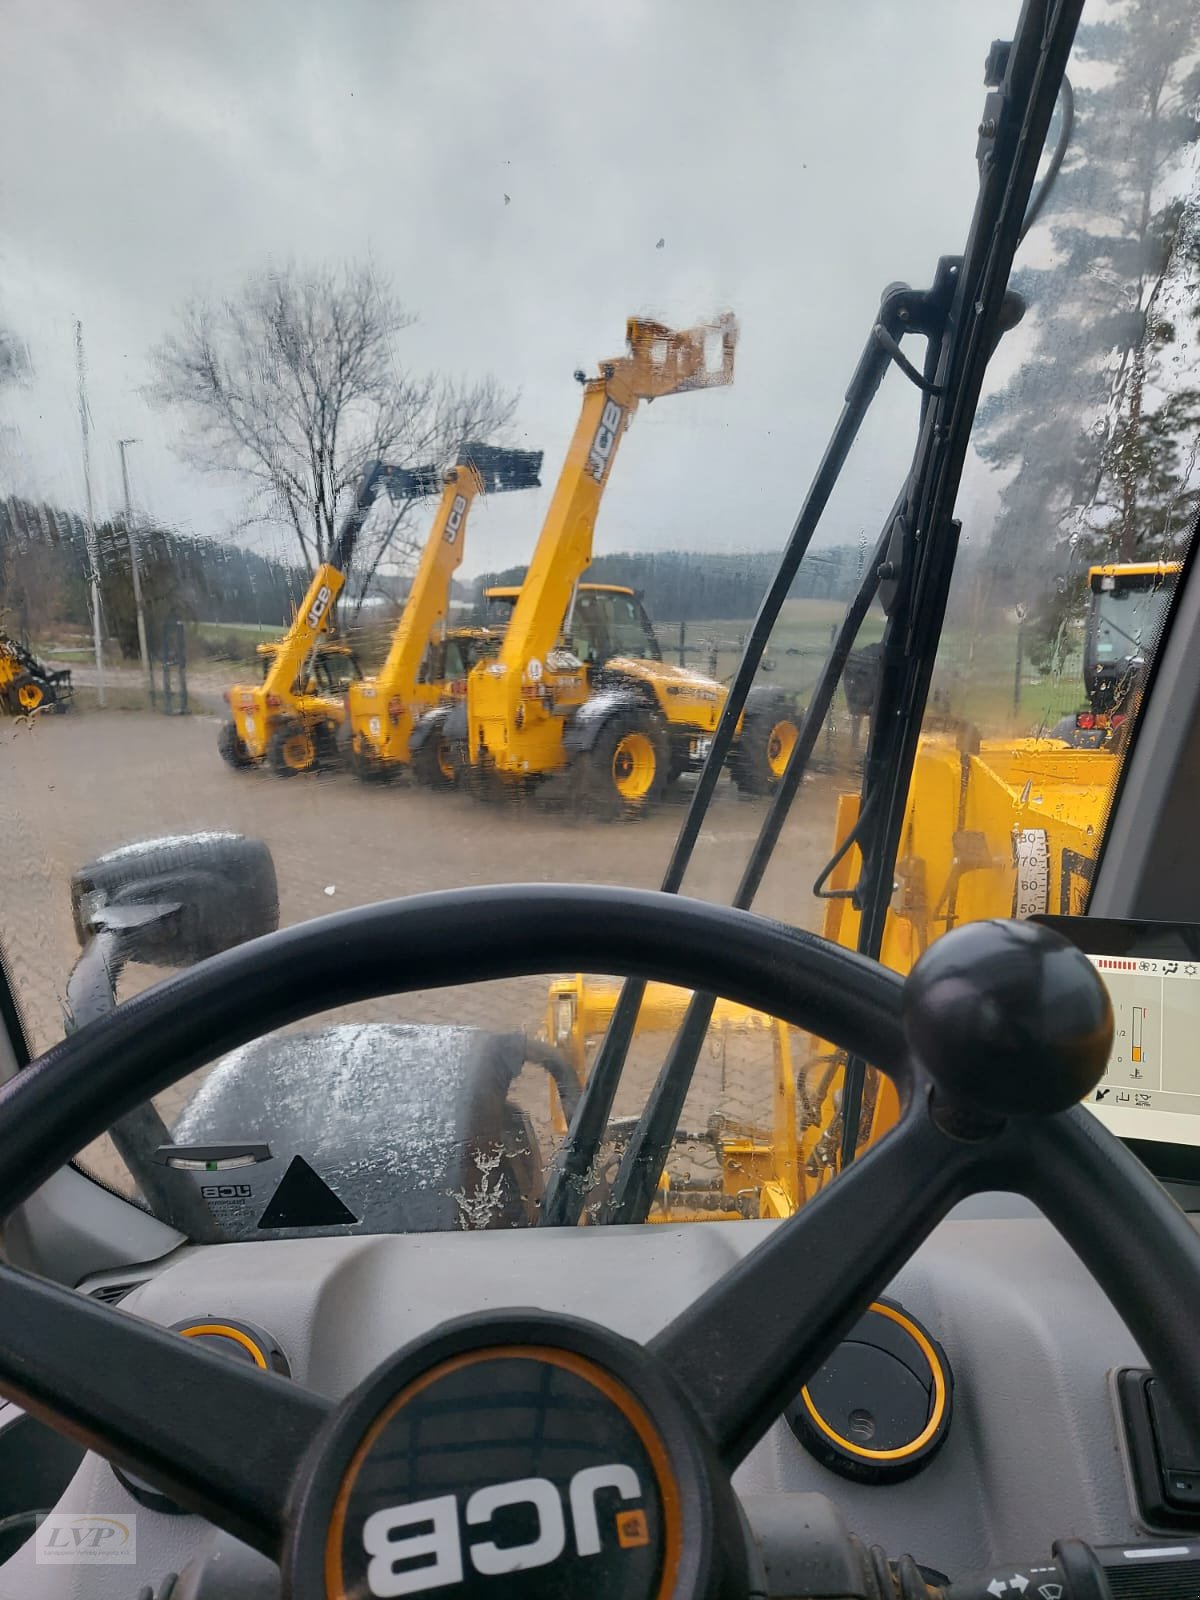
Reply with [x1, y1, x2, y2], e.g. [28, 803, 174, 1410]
[74, 321, 105, 706]
[118, 439, 153, 702]
[1013, 614, 1024, 717]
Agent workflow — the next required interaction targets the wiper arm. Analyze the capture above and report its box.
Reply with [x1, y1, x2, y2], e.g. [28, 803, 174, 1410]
[539, 282, 939, 1229]
[599, 523, 893, 1224]
[598, 259, 966, 1225]
[839, 0, 1082, 1167]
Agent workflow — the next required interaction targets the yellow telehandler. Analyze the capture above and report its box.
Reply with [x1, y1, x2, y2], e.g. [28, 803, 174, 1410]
[345, 445, 542, 786]
[219, 457, 447, 777]
[0, 633, 72, 715]
[824, 558, 1183, 974]
[1048, 560, 1180, 745]
[536, 561, 1183, 1212]
[418, 316, 801, 817]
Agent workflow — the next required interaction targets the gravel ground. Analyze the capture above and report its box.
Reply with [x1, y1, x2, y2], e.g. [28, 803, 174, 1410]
[0, 705, 851, 1199]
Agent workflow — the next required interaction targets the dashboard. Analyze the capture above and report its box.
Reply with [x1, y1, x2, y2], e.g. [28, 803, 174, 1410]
[0, 1198, 1185, 1598]
[1038, 916, 1200, 1159]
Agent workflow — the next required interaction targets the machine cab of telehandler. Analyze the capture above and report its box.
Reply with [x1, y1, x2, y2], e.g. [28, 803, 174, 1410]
[4, 1, 1200, 1597]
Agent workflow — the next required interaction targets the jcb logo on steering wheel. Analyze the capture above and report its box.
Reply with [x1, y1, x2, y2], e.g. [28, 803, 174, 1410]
[362, 1463, 646, 1594]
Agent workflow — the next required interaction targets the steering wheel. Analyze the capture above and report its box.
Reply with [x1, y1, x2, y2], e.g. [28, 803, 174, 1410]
[1, 884, 1199, 1599]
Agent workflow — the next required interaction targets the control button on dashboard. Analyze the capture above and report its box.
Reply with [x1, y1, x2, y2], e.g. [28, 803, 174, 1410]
[1118, 1368, 1200, 1528]
[113, 1318, 289, 1513]
[785, 1297, 952, 1483]
[170, 1317, 290, 1376]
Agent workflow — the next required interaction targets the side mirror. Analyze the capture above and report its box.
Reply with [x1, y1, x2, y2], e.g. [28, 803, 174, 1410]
[70, 833, 278, 970]
[63, 833, 280, 1239]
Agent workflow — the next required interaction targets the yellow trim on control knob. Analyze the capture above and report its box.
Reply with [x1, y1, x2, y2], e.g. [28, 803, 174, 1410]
[177, 1321, 270, 1370]
[798, 1301, 947, 1461]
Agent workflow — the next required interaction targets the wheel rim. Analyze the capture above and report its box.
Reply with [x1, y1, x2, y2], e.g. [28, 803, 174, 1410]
[766, 718, 798, 779]
[17, 682, 44, 710]
[281, 733, 315, 770]
[612, 732, 656, 801]
[437, 741, 455, 782]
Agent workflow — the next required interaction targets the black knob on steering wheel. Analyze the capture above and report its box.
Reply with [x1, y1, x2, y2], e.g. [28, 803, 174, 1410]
[903, 918, 1113, 1118]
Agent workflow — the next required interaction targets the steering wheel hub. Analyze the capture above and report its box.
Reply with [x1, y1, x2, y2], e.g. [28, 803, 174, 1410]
[286, 1311, 747, 1599]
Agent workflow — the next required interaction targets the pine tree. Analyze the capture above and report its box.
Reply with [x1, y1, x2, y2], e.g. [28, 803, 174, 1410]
[973, 0, 1200, 671]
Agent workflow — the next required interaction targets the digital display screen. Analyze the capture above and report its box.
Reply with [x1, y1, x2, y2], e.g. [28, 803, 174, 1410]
[1033, 917, 1200, 1155]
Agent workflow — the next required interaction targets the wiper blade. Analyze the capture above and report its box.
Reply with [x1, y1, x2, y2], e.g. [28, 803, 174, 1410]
[599, 523, 893, 1224]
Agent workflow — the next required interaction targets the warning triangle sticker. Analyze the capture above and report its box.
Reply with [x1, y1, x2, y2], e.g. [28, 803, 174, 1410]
[256, 1156, 358, 1230]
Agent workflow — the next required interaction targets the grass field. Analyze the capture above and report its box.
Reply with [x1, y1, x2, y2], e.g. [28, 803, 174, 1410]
[185, 597, 1090, 740]
[661, 597, 1085, 740]
[190, 619, 283, 665]
[35, 597, 1086, 741]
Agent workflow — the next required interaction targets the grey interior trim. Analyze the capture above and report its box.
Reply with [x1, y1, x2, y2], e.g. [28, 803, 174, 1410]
[2, 1165, 184, 1287]
[1089, 543, 1200, 919]
[33, 1211, 1154, 1589]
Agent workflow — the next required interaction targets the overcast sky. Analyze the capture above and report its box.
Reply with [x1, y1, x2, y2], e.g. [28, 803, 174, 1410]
[0, 0, 1017, 577]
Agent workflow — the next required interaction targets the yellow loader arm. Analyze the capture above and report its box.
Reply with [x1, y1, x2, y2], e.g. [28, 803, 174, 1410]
[372, 446, 543, 709]
[622, 315, 738, 397]
[468, 315, 738, 765]
[257, 460, 405, 704]
[259, 562, 346, 703]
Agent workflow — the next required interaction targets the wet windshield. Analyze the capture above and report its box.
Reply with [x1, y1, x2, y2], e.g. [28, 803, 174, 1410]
[0, 1, 1197, 1239]
[1093, 584, 1173, 666]
[572, 592, 663, 665]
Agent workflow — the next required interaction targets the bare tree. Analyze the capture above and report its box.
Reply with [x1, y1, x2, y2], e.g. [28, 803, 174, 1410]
[147, 263, 518, 606]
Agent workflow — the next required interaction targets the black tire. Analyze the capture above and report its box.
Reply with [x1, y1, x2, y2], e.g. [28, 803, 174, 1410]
[70, 833, 279, 966]
[843, 643, 883, 721]
[217, 719, 254, 769]
[731, 693, 801, 796]
[573, 708, 668, 820]
[448, 738, 506, 803]
[266, 718, 319, 777]
[313, 720, 342, 769]
[411, 731, 456, 789]
[349, 740, 392, 783]
[5, 672, 55, 716]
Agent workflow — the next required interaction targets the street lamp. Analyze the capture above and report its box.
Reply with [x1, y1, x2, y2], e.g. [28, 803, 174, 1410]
[117, 438, 153, 701]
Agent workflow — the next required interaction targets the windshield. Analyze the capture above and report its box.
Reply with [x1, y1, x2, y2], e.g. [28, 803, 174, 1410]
[1092, 584, 1173, 666]
[420, 634, 486, 685]
[1, 0, 1198, 1240]
[571, 592, 663, 666]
